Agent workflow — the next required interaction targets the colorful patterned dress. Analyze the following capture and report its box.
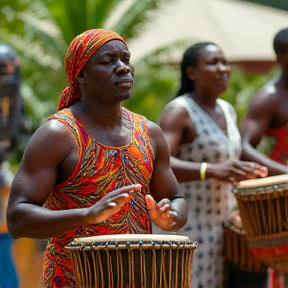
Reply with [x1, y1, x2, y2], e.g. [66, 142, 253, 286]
[266, 124, 288, 165]
[153, 95, 242, 288]
[43, 107, 155, 288]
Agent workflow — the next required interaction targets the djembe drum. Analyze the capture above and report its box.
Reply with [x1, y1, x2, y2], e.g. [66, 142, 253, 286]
[232, 174, 288, 273]
[65, 234, 197, 288]
[224, 214, 267, 272]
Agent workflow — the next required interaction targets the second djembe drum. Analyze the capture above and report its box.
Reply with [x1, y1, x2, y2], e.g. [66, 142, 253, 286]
[65, 234, 197, 288]
[224, 214, 267, 272]
[232, 174, 288, 273]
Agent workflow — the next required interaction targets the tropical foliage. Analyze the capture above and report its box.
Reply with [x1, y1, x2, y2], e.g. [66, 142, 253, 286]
[0, 0, 282, 166]
[0, 0, 165, 127]
[0, 0, 167, 165]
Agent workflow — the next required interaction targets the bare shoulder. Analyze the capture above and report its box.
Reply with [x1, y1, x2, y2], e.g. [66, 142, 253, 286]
[146, 120, 168, 152]
[248, 80, 279, 112]
[147, 120, 163, 140]
[160, 102, 189, 120]
[23, 119, 76, 166]
[28, 119, 74, 147]
[253, 80, 278, 103]
[159, 101, 189, 130]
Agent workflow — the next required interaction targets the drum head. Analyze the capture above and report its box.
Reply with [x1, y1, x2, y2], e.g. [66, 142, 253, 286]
[73, 234, 190, 244]
[236, 174, 288, 189]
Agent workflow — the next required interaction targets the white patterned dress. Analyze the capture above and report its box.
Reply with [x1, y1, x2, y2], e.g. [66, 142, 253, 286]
[153, 95, 242, 288]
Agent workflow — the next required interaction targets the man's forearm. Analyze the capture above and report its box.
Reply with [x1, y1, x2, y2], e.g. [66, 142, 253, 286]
[170, 198, 188, 231]
[7, 203, 89, 239]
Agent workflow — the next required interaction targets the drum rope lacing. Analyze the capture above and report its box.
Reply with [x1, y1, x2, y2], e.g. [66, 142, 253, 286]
[232, 181, 288, 273]
[66, 239, 197, 288]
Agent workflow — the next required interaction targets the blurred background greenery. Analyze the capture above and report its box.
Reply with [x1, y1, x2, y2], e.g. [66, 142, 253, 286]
[0, 0, 286, 170]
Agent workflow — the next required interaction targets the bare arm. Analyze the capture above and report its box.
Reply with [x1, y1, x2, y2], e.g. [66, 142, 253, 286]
[7, 120, 139, 239]
[159, 104, 267, 183]
[240, 88, 288, 175]
[159, 105, 203, 181]
[145, 121, 188, 231]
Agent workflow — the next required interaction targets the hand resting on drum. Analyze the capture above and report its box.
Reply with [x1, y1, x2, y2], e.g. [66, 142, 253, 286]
[86, 184, 142, 224]
[145, 194, 182, 231]
[206, 159, 268, 184]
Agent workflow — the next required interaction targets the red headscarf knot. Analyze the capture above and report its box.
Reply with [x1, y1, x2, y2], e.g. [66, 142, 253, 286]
[58, 29, 126, 111]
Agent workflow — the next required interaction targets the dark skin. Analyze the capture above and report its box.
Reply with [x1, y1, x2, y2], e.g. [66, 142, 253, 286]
[240, 45, 288, 175]
[7, 40, 187, 239]
[159, 44, 268, 183]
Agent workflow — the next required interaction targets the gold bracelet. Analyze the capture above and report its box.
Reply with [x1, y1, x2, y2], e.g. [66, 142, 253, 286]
[200, 162, 207, 180]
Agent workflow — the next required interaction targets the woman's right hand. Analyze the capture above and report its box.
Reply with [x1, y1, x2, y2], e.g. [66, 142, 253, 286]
[86, 184, 142, 224]
[206, 159, 268, 184]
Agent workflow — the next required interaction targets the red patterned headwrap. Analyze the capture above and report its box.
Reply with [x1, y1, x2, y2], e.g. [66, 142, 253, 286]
[58, 29, 126, 111]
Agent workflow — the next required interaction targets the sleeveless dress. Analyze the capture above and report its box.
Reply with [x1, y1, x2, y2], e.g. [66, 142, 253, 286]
[43, 107, 155, 288]
[153, 95, 242, 288]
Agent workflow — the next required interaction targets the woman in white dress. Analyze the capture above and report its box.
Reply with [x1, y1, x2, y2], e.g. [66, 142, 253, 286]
[154, 43, 268, 288]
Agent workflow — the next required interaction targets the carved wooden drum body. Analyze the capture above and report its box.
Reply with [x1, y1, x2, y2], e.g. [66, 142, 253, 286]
[232, 175, 288, 273]
[66, 234, 197, 288]
[224, 214, 267, 272]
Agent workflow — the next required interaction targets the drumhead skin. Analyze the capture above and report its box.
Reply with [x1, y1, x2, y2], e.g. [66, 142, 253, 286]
[73, 234, 190, 244]
[235, 174, 288, 189]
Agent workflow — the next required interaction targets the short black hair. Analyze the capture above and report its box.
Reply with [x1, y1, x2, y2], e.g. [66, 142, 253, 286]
[176, 42, 216, 97]
[273, 28, 288, 54]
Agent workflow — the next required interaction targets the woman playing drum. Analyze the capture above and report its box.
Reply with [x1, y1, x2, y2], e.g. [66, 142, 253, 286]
[155, 42, 269, 288]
